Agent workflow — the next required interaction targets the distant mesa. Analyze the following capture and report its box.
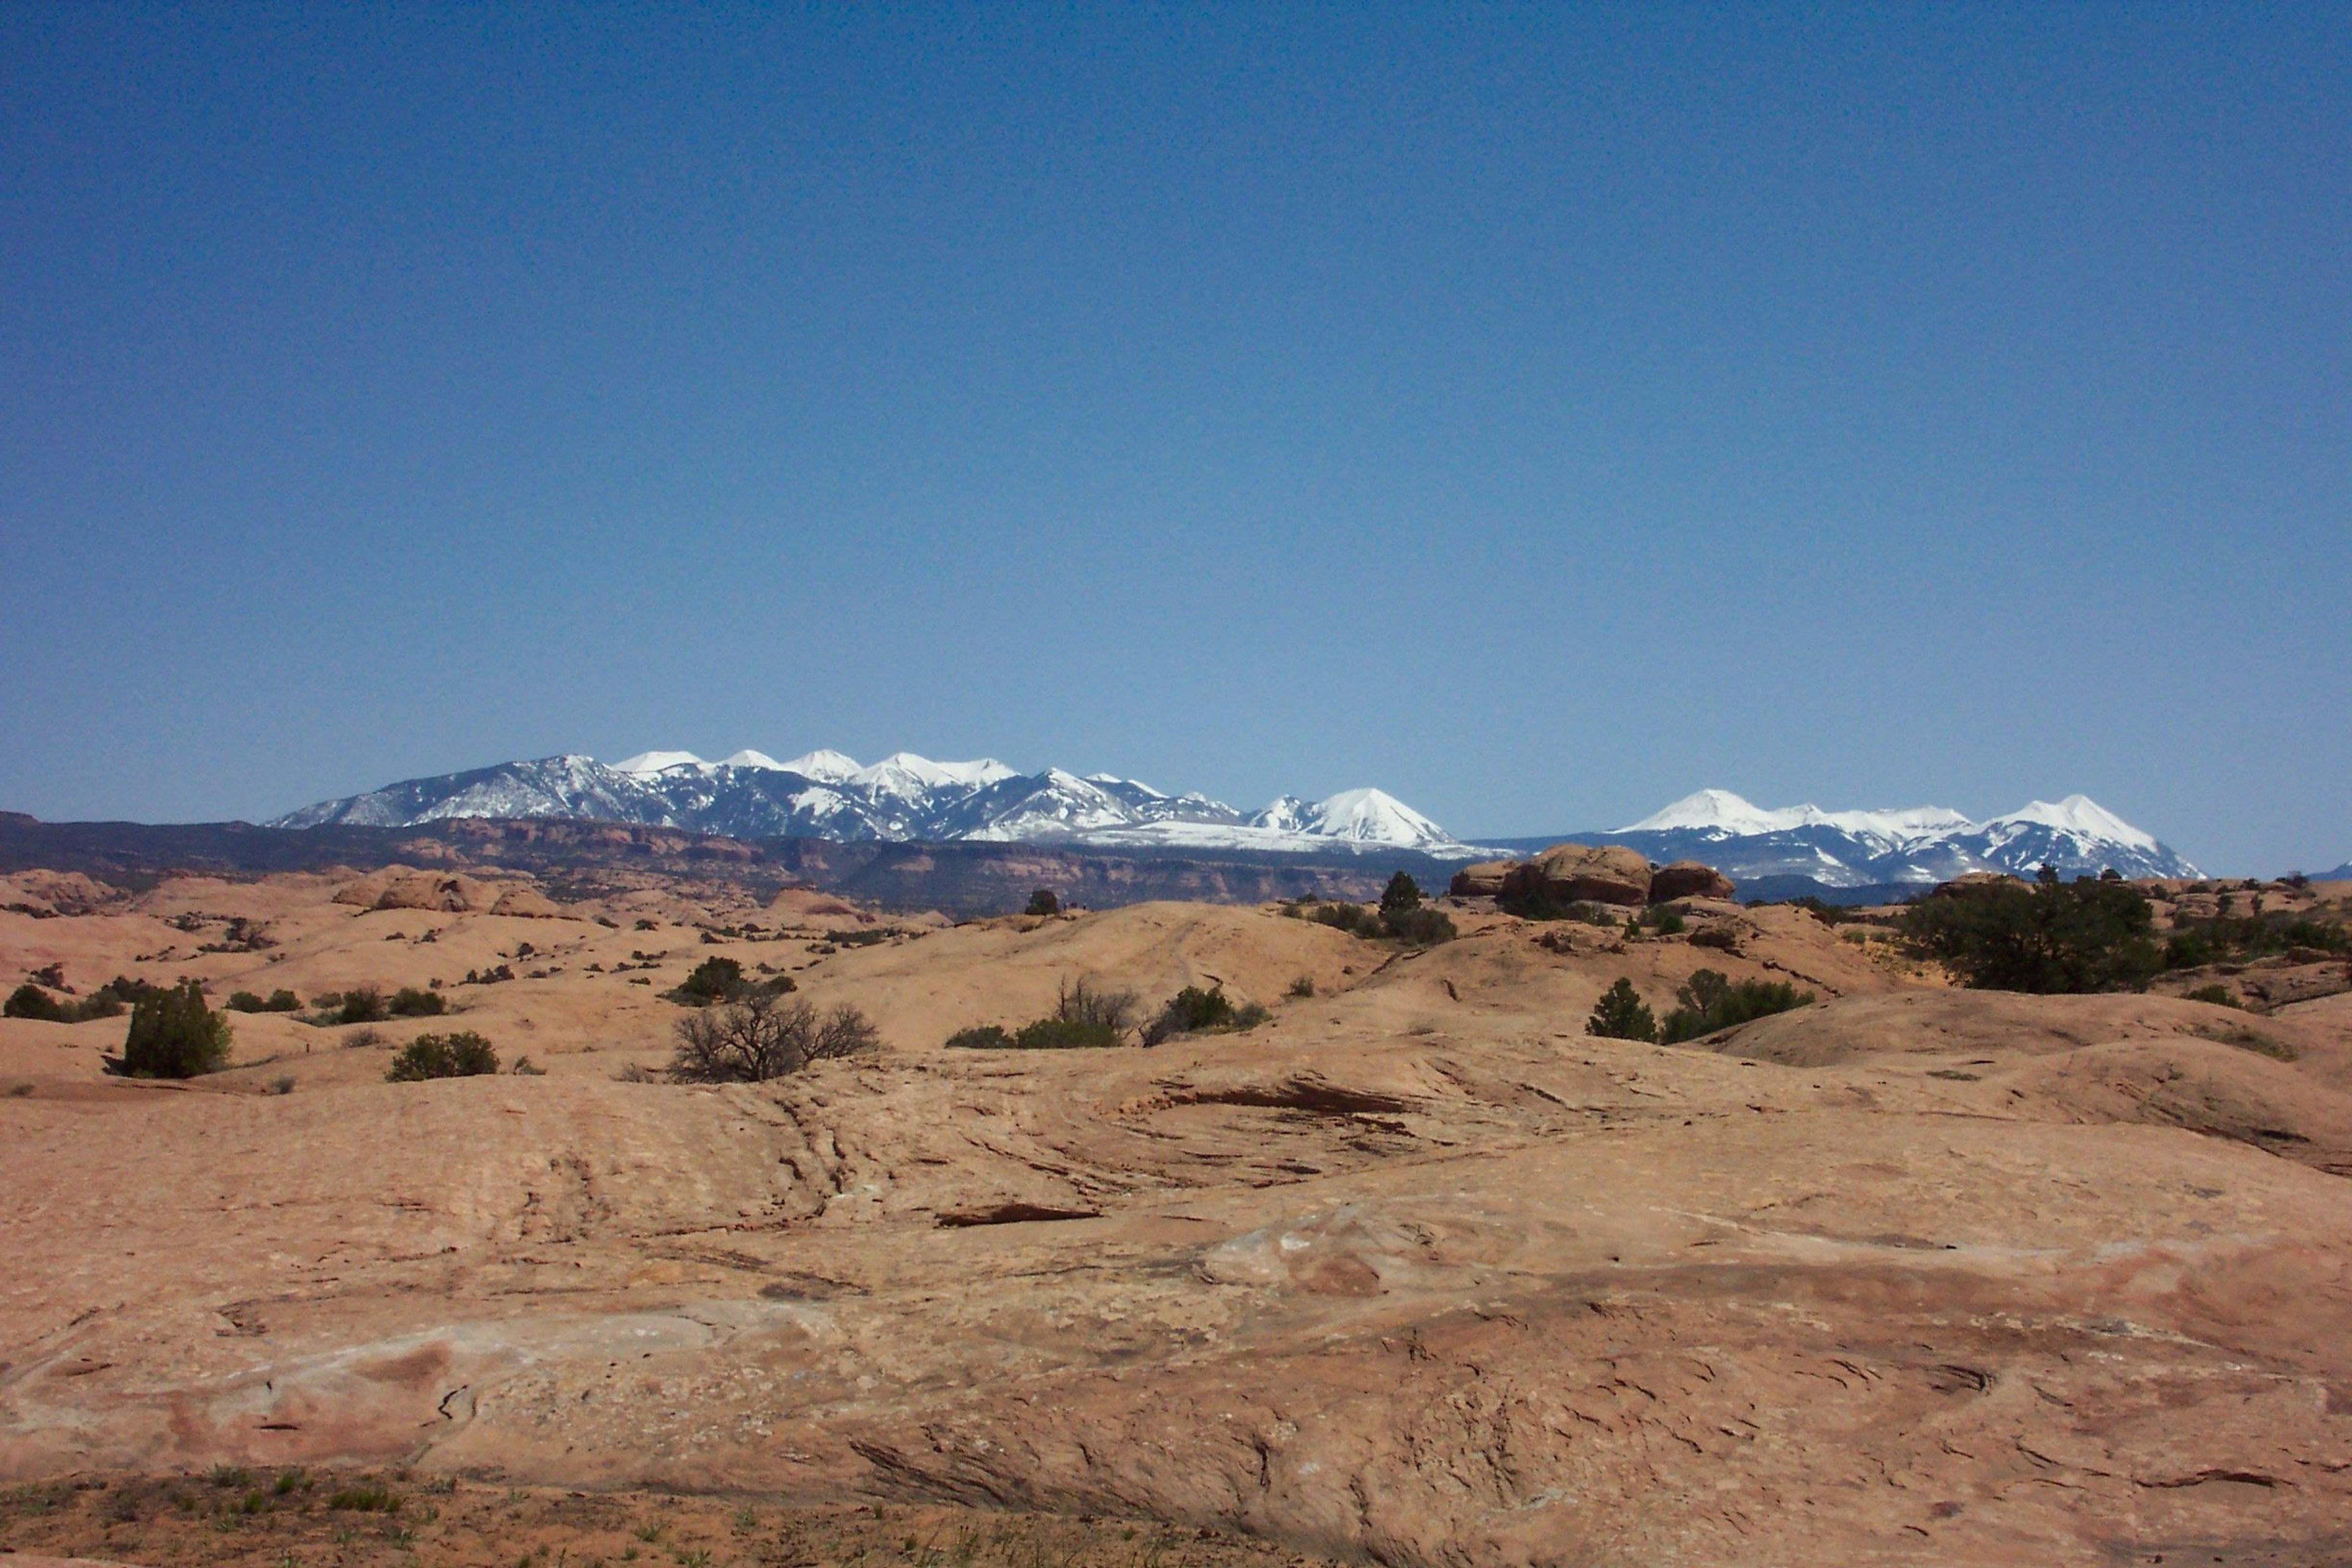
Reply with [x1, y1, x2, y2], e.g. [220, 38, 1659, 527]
[274, 750, 1489, 858]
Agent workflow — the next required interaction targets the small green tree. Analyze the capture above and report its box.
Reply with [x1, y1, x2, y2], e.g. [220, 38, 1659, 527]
[1381, 905, 1457, 946]
[671, 956, 745, 1005]
[121, 981, 233, 1078]
[1899, 875, 2160, 993]
[1586, 978, 1657, 1041]
[336, 986, 388, 1025]
[1657, 970, 1813, 1043]
[1380, 872, 1423, 917]
[1024, 888, 1061, 916]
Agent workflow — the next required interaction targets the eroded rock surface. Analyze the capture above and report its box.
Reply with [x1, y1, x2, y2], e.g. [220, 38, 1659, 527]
[4, 876, 2351, 1567]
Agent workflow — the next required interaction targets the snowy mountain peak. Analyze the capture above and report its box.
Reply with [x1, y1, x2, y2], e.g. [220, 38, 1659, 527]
[772, 749, 858, 782]
[1986, 795, 2160, 853]
[718, 749, 786, 771]
[613, 749, 705, 777]
[1303, 788, 1453, 848]
[1620, 789, 1785, 835]
[850, 753, 1019, 796]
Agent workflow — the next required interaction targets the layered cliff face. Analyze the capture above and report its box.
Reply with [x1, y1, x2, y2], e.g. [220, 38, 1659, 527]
[4, 869, 2350, 1567]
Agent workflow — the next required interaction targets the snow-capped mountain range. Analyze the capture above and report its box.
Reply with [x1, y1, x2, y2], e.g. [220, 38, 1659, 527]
[1583, 788, 2199, 886]
[271, 750, 1480, 856]
[272, 756, 2200, 884]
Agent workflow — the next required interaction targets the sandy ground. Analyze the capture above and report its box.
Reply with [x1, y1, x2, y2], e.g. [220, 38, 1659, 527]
[4, 869, 2351, 1567]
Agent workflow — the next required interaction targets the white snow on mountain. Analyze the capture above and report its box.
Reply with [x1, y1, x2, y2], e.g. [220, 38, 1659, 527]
[612, 750, 706, 777]
[777, 749, 861, 783]
[1980, 795, 2160, 853]
[1603, 786, 2196, 884]
[850, 752, 1020, 798]
[1620, 789, 1972, 845]
[1284, 788, 1455, 848]
[273, 748, 1491, 857]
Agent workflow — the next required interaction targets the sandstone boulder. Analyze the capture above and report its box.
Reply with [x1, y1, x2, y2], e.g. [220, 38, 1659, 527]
[1649, 861, 1735, 903]
[332, 869, 503, 913]
[1504, 843, 1652, 907]
[1447, 861, 1518, 899]
[489, 886, 569, 920]
[374, 873, 499, 912]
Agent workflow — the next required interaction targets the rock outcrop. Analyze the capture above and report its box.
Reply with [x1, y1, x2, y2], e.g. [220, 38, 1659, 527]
[1649, 859, 1736, 903]
[1501, 842, 1654, 907]
[488, 886, 569, 919]
[1446, 860, 1518, 898]
[332, 868, 570, 918]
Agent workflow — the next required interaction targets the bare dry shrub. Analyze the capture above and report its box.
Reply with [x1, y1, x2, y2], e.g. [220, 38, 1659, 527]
[668, 992, 880, 1082]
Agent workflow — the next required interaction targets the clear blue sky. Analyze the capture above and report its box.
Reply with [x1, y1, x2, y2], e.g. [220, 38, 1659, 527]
[3, 6, 2345, 873]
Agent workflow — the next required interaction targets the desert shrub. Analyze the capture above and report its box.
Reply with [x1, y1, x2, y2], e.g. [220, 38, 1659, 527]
[5, 983, 66, 1021]
[385, 1031, 499, 1081]
[1643, 907, 1687, 935]
[327, 1485, 400, 1513]
[668, 956, 745, 1005]
[1055, 976, 1139, 1032]
[1498, 892, 1619, 924]
[15, 976, 141, 1022]
[1307, 902, 1381, 937]
[221, 986, 300, 1014]
[826, 927, 889, 947]
[1024, 888, 1061, 916]
[1657, 970, 1814, 1044]
[2182, 983, 2241, 1008]
[2282, 918, 2352, 954]
[1382, 905, 1457, 946]
[386, 986, 445, 1017]
[2162, 908, 2346, 970]
[1380, 872, 1423, 916]
[1586, 978, 1657, 1041]
[1899, 871, 2160, 993]
[1141, 985, 1270, 1045]
[2163, 930, 2217, 969]
[120, 981, 233, 1078]
[1012, 1017, 1124, 1049]
[344, 1026, 386, 1049]
[668, 994, 879, 1082]
[946, 978, 1140, 1051]
[1286, 975, 1316, 999]
[1306, 897, 1453, 946]
[510, 1055, 546, 1076]
[334, 986, 387, 1025]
